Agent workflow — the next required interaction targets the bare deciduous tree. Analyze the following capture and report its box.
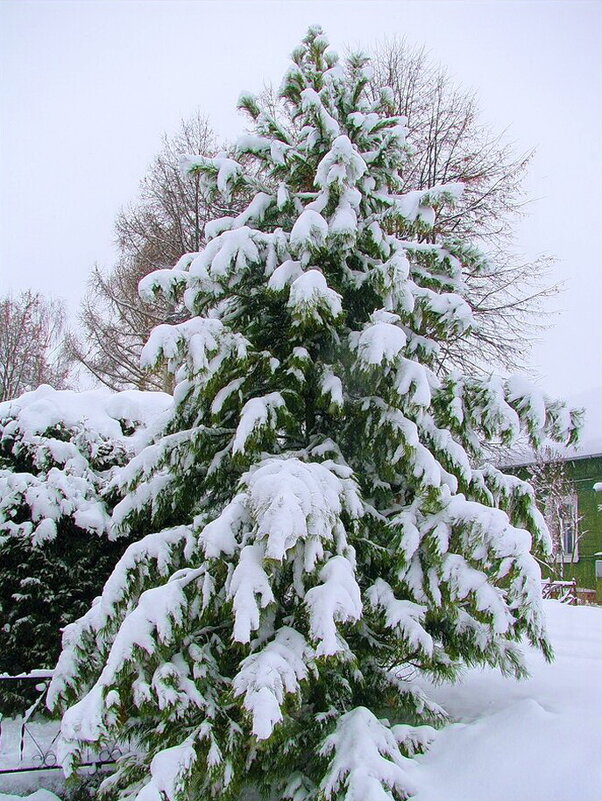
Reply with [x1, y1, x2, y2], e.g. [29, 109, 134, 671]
[369, 38, 556, 373]
[0, 291, 71, 402]
[69, 113, 226, 391]
[527, 448, 583, 579]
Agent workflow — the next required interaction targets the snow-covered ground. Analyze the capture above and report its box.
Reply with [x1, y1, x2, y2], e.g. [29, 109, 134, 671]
[413, 600, 602, 801]
[1, 600, 600, 800]
[0, 793, 61, 801]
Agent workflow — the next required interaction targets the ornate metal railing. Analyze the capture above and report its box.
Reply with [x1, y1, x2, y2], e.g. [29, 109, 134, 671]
[0, 673, 121, 777]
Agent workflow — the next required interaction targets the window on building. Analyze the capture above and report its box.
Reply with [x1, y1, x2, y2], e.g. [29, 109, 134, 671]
[558, 495, 579, 562]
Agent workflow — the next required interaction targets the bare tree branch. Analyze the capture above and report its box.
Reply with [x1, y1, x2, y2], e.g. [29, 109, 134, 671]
[0, 291, 73, 401]
[69, 113, 229, 391]
[368, 38, 557, 373]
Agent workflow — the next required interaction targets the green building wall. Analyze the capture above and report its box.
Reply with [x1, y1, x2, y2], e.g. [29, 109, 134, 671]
[562, 454, 602, 601]
[508, 454, 602, 602]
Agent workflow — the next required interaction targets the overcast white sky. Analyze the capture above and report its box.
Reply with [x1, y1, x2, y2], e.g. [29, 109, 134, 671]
[1, 0, 601, 405]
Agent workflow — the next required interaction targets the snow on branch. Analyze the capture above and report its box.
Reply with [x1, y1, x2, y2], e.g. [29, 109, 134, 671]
[141, 317, 249, 378]
[352, 311, 408, 367]
[246, 457, 363, 565]
[319, 707, 416, 801]
[305, 554, 362, 656]
[138, 266, 190, 305]
[384, 182, 464, 225]
[366, 579, 433, 657]
[315, 135, 367, 189]
[288, 269, 343, 327]
[132, 737, 197, 801]
[179, 153, 244, 202]
[232, 392, 286, 455]
[233, 626, 313, 739]
[47, 525, 195, 709]
[228, 543, 275, 643]
[290, 210, 329, 258]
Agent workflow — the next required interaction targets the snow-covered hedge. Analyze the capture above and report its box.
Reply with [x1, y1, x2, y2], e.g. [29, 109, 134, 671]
[0, 385, 171, 712]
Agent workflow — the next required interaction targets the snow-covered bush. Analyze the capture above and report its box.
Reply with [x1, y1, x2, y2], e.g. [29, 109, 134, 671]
[48, 28, 579, 801]
[0, 385, 171, 712]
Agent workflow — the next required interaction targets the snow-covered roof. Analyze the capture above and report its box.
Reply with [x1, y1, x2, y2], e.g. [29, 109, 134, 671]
[561, 385, 602, 459]
[504, 384, 602, 467]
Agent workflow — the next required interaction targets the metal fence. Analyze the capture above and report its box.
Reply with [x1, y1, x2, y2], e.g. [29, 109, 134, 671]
[0, 674, 120, 778]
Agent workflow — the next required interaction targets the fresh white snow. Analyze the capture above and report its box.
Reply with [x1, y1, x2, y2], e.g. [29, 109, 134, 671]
[0, 385, 171, 444]
[412, 600, 602, 801]
[0, 793, 61, 801]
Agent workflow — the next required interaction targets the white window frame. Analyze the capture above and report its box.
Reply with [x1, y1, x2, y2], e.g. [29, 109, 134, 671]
[557, 494, 579, 563]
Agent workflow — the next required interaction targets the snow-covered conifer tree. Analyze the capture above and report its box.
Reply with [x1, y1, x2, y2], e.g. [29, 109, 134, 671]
[0, 385, 170, 711]
[48, 28, 580, 801]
